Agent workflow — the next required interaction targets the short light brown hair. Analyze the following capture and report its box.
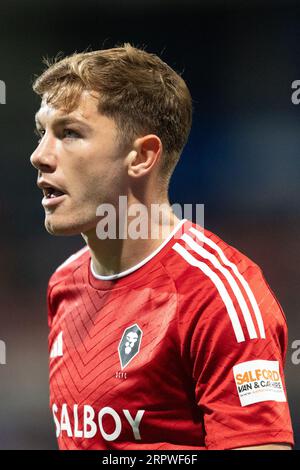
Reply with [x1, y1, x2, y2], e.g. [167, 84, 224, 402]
[33, 43, 193, 183]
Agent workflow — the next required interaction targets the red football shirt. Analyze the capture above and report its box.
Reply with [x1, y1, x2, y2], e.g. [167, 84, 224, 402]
[47, 218, 294, 450]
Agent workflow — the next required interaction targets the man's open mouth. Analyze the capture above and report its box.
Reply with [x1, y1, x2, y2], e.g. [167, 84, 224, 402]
[37, 179, 67, 208]
[43, 187, 66, 199]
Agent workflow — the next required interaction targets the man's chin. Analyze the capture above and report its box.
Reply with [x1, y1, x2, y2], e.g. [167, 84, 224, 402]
[44, 216, 96, 237]
[45, 222, 80, 236]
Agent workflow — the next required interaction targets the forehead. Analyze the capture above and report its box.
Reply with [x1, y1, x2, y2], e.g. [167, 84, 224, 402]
[35, 90, 101, 125]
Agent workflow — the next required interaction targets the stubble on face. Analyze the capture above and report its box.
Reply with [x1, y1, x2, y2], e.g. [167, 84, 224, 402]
[36, 91, 127, 237]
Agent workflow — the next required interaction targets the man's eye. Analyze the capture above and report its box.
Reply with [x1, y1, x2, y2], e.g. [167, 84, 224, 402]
[34, 128, 44, 143]
[33, 128, 80, 141]
[63, 128, 80, 139]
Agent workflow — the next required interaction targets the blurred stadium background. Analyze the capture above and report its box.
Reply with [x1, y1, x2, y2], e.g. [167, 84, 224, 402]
[0, 0, 299, 449]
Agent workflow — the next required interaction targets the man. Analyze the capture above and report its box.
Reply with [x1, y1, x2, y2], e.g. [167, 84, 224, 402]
[30, 43, 294, 450]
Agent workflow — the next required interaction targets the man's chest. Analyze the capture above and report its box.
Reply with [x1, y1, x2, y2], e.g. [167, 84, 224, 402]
[47, 283, 204, 448]
[49, 285, 181, 406]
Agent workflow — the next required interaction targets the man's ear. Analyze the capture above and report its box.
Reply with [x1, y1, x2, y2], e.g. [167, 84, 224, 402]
[127, 135, 162, 178]
[127, 150, 138, 162]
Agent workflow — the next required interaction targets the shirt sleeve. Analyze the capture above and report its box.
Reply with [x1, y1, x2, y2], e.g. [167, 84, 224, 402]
[187, 263, 294, 450]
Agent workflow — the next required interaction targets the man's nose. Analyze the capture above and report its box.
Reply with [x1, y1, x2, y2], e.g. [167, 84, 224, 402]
[30, 133, 57, 172]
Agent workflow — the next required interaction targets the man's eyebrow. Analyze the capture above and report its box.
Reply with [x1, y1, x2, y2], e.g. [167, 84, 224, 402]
[34, 114, 92, 130]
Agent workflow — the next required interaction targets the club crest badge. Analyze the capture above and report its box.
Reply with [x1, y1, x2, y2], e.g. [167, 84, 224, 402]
[118, 324, 143, 370]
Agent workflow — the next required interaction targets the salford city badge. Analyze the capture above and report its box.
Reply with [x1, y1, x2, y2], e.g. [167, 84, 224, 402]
[118, 324, 143, 370]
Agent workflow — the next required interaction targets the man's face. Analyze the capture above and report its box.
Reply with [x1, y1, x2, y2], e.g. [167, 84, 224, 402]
[31, 90, 127, 236]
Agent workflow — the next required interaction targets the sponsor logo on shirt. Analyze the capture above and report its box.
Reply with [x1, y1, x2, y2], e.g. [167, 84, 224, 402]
[118, 324, 143, 369]
[233, 359, 286, 406]
[52, 403, 145, 441]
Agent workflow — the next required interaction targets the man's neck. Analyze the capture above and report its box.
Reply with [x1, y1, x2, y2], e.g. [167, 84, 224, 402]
[82, 207, 181, 277]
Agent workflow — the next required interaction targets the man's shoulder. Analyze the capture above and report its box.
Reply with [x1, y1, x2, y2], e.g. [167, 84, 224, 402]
[163, 220, 260, 289]
[48, 245, 90, 288]
[166, 221, 286, 346]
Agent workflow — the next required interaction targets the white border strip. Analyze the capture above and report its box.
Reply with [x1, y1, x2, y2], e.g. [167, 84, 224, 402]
[172, 242, 245, 343]
[182, 233, 258, 339]
[189, 227, 265, 339]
